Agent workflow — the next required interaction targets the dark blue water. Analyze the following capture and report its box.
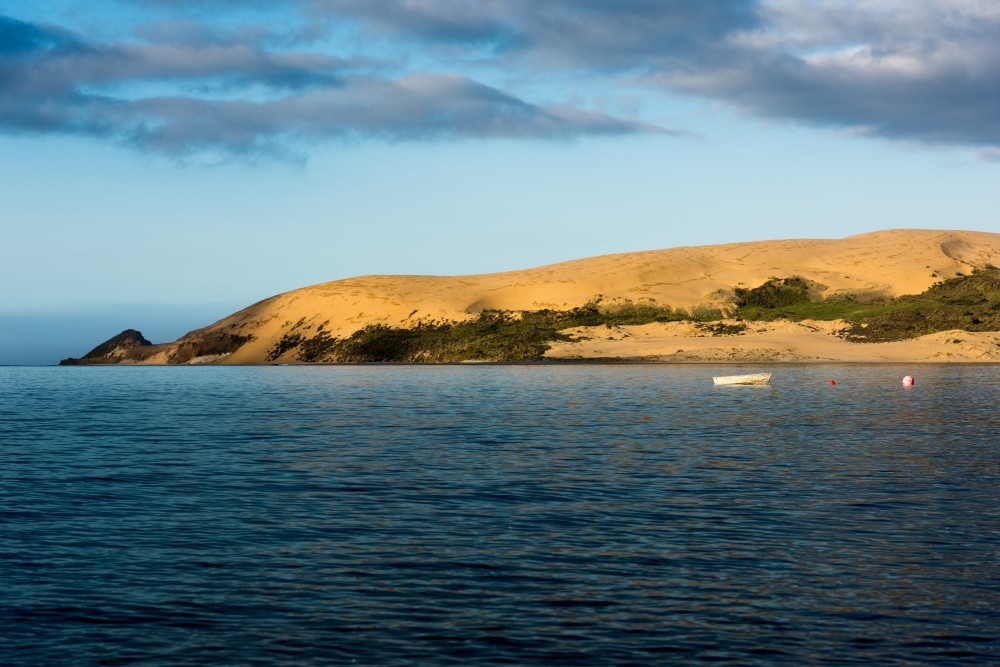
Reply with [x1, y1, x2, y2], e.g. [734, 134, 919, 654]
[1, 364, 998, 665]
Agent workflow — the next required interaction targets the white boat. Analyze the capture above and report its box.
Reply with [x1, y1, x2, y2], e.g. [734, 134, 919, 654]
[712, 372, 772, 386]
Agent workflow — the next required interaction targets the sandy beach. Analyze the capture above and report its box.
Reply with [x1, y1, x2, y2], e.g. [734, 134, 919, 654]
[545, 320, 1000, 363]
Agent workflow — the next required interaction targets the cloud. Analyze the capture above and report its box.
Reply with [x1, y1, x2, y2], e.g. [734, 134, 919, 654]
[0, 15, 78, 54]
[4, 1, 999, 157]
[658, 0, 1000, 149]
[304, 0, 757, 65]
[125, 74, 663, 158]
[0, 14, 660, 159]
[978, 147, 1000, 163]
[301, 0, 1000, 152]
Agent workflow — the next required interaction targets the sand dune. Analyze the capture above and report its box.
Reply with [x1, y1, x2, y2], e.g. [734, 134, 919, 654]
[109, 229, 1000, 364]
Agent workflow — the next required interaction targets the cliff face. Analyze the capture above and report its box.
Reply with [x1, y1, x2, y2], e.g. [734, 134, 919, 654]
[63, 229, 1000, 364]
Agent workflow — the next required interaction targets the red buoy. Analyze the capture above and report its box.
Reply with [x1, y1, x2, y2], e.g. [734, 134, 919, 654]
[902, 375, 915, 386]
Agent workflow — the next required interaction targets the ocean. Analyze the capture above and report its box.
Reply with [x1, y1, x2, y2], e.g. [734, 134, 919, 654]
[1, 364, 997, 665]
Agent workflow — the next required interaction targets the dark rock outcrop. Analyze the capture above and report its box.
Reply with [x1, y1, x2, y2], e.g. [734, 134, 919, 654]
[60, 328, 252, 365]
[60, 329, 156, 365]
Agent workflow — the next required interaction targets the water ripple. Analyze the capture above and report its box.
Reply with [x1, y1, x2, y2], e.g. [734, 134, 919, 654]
[1, 364, 998, 665]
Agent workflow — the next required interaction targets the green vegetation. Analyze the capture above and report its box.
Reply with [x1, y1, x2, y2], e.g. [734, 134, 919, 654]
[266, 332, 305, 361]
[696, 322, 748, 336]
[727, 270, 1000, 341]
[267, 303, 699, 363]
[265, 269, 1000, 362]
[735, 276, 817, 309]
[732, 277, 889, 321]
[838, 267, 1000, 342]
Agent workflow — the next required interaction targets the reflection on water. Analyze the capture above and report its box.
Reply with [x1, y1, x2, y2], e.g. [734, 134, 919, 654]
[1, 364, 998, 665]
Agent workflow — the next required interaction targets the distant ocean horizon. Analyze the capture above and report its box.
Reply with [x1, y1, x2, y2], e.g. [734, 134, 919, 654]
[2, 364, 997, 665]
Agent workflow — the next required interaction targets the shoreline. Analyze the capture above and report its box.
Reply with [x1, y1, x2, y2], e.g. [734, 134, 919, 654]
[52, 358, 1000, 367]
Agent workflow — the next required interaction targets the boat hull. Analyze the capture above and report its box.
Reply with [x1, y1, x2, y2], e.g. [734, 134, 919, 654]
[712, 373, 772, 386]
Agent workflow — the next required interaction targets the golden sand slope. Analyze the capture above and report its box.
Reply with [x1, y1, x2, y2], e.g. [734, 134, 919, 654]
[545, 321, 1000, 362]
[152, 229, 1000, 364]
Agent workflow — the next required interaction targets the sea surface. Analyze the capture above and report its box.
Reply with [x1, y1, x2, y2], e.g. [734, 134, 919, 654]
[1, 364, 998, 665]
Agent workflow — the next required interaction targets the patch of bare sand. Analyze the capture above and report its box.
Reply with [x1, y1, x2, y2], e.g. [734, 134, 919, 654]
[545, 320, 1000, 362]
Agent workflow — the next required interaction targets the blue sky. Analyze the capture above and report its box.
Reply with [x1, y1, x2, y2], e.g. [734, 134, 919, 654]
[2, 0, 998, 364]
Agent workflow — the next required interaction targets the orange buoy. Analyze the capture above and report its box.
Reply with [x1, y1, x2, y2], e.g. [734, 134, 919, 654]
[829, 380, 836, 385]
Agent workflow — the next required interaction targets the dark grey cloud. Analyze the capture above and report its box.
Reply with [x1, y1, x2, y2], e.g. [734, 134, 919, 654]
[662, 47, 1000, 149]
[310, 0, 518, 46]
[0, 13, 660, 158]
[123, 74, 663, 158]
[309, 0, 998, 152]
[310, 0, 757, 65]
[0, 15, 78, 54]
[656, 1, 1000, 153]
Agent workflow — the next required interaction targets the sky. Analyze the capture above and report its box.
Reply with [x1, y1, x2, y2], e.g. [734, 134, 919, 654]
[2, 0, 998, 364]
